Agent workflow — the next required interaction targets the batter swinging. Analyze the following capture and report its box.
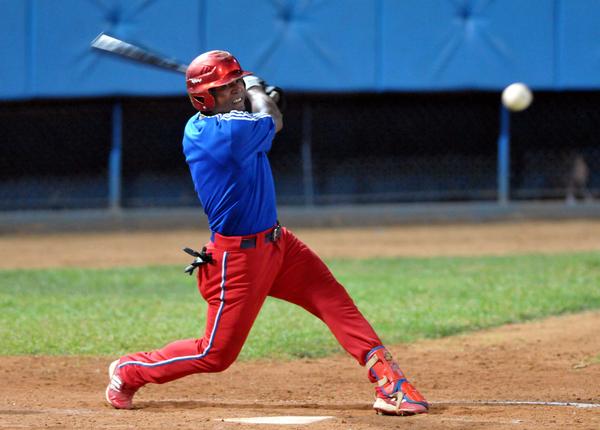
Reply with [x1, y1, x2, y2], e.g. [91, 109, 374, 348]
[105, 50, 428, 416]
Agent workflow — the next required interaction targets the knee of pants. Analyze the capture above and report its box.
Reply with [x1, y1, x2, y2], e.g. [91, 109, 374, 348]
[211, 360, 235, 373]
[203, 344, 242, 372]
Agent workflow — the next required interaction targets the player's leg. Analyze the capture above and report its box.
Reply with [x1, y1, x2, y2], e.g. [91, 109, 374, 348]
[268, 228, 428, 415]
[269, 228, 380, 361]
[107, 242, 281, 408]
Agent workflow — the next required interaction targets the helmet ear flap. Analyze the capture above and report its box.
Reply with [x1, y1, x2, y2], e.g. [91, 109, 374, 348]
[189, 92, 215, 112]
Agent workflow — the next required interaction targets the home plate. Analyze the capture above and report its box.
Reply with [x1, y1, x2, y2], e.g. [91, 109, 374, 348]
[220, 416, 334, 425]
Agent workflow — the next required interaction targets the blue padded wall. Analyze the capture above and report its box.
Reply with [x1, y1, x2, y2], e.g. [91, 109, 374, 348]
[558, 0, 600, 88]
[381, 0, 555, 90]
[206, 0, 378, 91]
[0, 0, 28, 98]
[32, 0, 202, 97]
[1, 0, 600, 100]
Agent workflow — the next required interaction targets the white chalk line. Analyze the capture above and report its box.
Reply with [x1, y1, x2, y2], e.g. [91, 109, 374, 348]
[440, 417, 525, 425]
[213, 399, 600, 426]
[432, 400, 600, 409]
[2, 399, 599, 422]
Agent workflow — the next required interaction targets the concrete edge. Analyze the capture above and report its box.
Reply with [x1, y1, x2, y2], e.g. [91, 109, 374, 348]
[1, 201, 600, 235]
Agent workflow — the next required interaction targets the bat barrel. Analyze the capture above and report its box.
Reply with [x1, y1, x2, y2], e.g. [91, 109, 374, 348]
[91, 33, 187, 74]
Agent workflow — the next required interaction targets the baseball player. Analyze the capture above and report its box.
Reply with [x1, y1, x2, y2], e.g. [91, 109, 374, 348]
[105, 50, 428, 416]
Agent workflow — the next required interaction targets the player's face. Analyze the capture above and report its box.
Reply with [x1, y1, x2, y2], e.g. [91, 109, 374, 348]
[211, 78, 246, 113]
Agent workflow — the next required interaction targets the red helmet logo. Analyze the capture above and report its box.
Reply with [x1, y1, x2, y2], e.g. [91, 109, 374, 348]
[185, 50, 252, 111]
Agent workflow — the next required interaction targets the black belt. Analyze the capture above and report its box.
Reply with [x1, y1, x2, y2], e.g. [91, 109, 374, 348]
[240, 223, 282, 248]
[184, 223, 282, 275]
[209, 222, 282, 249]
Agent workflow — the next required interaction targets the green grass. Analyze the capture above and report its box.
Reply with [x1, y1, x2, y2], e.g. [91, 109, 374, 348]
[1, 252, 599, 359]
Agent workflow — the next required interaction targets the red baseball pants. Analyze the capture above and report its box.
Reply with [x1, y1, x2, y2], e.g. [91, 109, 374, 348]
[118, 226, 382, 388]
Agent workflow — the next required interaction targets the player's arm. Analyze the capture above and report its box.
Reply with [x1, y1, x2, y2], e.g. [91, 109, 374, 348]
[244, 78, 283, 133]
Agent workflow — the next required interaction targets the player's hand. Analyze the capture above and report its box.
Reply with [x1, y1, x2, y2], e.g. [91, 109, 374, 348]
[265, 85, 286, 113]
[243, 75, 286, 113]
[243, 75, 265, 90]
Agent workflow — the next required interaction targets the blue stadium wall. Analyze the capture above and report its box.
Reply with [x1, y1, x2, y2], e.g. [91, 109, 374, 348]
[2, 0, 600, 100]
[1, 1, 599, 210]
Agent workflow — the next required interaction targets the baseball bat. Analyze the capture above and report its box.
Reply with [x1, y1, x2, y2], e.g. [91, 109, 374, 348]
[90, 33, 188, 74]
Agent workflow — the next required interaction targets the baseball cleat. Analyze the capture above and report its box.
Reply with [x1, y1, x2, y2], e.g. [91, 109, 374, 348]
[366, 346, 429, 416]
[105, 359, 138, 409]
[373, 379, 429, 416]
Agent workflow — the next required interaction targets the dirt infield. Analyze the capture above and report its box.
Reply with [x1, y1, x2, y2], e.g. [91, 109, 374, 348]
[2, 219, 600, 269]
[3, 313, 599, 429]
[1, 220, 599, 429]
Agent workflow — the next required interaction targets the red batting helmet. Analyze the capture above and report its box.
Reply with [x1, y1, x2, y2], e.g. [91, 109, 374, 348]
[185, 50, 252, 111]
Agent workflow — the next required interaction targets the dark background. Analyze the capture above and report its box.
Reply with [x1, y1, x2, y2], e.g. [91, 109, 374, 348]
[1, 91, 598, 209]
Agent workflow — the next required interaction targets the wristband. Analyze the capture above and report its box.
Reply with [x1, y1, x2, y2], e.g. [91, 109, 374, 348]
[243, 75, 264, 90]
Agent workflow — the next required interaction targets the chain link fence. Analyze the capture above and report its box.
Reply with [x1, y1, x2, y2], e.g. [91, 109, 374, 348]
[510, 92, 600, 202]
[0, 100, 112, 209]
[1, 91, 598, 210]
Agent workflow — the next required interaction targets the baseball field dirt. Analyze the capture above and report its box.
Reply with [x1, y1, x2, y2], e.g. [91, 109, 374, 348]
[1, 220, 599, 429]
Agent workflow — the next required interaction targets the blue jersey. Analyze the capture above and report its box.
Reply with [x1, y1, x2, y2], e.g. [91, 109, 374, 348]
[182, 110, 278, 236]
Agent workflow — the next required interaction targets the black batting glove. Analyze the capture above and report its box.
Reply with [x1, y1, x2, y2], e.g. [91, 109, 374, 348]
[265, 85, 286, 113]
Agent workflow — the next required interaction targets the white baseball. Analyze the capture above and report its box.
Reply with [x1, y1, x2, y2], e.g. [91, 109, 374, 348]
[502, 83, 533, 112]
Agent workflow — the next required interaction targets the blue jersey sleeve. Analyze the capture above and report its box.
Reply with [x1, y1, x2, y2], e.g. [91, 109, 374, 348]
[214, 111, 276, 164]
